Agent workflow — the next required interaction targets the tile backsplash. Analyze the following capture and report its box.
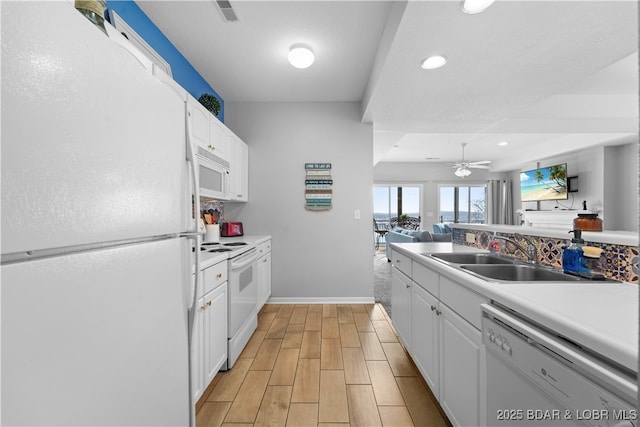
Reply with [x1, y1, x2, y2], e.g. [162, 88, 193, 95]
[200, 200, 224, 224]
[452, 228, 639, 284]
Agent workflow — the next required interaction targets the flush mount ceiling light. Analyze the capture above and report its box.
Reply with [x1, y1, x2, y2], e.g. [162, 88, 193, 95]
[454, 166, 472, 178]
[288, 44, 314, 69]
[498, 141, 509, 146]
[420, 55, 447, 70]
[461, 0, 496, 14]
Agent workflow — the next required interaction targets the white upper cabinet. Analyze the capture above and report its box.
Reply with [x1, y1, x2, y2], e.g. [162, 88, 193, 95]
[187, 95, 210, 151]
[227, 131, 249, 202]
[186, 95, 229, 162]
[208, 114, 229, 162]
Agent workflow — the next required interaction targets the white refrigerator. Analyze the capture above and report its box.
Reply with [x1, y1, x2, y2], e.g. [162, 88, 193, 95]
[2, 2, 199, 425]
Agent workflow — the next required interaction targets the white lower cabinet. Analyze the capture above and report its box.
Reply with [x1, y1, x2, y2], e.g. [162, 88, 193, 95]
[411, 284, 439, 393]
[192, 261, 228, 403]
[396, 251, 487, 427]
[203, 283, 227, 385]
[256, 240, 272, 311]
[439, 303, 485, 427]
[391, 264, 412, 350]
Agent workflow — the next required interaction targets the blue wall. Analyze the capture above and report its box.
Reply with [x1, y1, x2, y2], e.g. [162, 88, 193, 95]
[105, 0, 224, 121]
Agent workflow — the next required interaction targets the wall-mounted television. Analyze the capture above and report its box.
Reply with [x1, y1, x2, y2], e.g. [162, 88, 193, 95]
[520, 163, 568, 202]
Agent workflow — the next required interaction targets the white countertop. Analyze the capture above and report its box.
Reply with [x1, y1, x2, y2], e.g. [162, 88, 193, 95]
[219, 235, 271, 245]
[390, 242, 639, 372]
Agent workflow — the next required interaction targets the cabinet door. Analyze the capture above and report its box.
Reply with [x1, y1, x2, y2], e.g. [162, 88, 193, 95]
[390, 267, 412, 350]
[187, 96, 209, 150]
[203, 283, 228, 387]
[209, 115, 228, 161]
[192, 295, 204, 403]
[257, 251, 272, 311]
[227, 133, 248, 201]
[439, 304, 485, 427]
[411, 285, 439, 395]
[236, 139, 248, 201]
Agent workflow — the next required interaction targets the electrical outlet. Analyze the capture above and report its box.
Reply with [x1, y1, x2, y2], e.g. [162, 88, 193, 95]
[466, 233, 476, 243]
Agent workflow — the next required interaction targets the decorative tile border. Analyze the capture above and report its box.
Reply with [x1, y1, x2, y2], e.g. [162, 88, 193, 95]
[453, 228, 639, 284]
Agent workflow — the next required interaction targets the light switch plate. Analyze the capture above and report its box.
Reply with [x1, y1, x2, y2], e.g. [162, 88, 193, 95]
[354, 209, 361, 220]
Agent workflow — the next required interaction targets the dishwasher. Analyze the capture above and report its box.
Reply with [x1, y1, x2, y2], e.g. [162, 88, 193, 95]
[482, 303, 637, 427]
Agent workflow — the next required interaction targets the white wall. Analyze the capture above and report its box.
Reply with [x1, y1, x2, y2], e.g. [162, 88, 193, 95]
[224, 102, 374, 302]
[603, 142, 639, 231]
[373, 162, 509, 230]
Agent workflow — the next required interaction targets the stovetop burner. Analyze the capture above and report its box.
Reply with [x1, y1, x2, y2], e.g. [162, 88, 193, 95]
[200, 240, 249, 254]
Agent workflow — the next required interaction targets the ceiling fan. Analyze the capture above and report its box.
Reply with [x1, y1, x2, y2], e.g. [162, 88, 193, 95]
[447, 143, 491, 177]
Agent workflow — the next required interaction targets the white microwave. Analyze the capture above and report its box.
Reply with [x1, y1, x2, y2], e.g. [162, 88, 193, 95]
[196, 146, 229, 200]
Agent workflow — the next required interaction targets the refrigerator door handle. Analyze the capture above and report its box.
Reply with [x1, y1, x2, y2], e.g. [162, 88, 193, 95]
[184, 102, 202, 426]
[186, 103, 199, 209]
[182, 231, 202, 427]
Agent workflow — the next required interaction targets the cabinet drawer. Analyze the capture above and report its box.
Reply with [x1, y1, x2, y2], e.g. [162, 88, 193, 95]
[256, 240, 271, 257]
[413, 262, 439, 297]
[203, 260, 227, 295]
[440, 276, 487, 330]
[391, 250, 412, 278]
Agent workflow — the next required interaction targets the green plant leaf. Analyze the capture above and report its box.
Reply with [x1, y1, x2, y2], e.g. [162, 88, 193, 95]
[198, 93, 221, 116]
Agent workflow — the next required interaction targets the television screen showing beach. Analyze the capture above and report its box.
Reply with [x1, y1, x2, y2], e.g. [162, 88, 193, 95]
[520, 164, 568, 202]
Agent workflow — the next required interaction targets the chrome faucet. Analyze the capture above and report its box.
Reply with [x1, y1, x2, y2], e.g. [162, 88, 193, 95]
[490, 232, 538, 263]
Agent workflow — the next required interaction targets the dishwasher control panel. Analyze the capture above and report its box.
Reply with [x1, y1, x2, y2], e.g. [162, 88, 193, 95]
[486, 327, 513, 355]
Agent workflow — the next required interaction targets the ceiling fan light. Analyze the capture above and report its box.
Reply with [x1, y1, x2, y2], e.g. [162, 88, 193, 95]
[454, 167, 472, 178]
[421, 55, 447, 70]
[461, 0, 496, 14]
[288, 44, 314, 69]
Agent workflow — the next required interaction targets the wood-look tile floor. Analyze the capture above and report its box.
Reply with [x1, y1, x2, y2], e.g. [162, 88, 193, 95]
[196, 303, 451, 427]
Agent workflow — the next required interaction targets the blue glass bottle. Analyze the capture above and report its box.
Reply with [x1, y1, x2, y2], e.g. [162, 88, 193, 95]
[562, 229, 586, 274]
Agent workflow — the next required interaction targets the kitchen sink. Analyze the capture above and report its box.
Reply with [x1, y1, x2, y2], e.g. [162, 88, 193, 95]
[460, 264, 587, 282]
[427, 252, 516, 265]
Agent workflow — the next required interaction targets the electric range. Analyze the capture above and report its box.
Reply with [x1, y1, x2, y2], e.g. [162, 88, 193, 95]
[199, 241, 253, 266]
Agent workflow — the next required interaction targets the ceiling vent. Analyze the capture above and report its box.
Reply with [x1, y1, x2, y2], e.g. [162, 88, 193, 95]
[216, 0, 239, 22]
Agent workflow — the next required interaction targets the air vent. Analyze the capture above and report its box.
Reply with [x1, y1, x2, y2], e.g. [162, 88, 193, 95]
[216, 0, 239, 22]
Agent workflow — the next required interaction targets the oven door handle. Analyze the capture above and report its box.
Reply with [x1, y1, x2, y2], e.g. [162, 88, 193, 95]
[230, 248, 258, 270]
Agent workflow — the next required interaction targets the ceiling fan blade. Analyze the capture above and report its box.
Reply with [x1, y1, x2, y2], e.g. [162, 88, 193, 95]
[468, 160, 491, 165]
[468, 164, 490, 169]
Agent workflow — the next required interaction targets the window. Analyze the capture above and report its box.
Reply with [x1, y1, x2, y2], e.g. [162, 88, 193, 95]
[373, 185, 421, 229]
[439, 184, 486, 224]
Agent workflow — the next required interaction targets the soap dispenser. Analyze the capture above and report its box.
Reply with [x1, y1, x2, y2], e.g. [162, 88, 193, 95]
[562, 229, 586, 274]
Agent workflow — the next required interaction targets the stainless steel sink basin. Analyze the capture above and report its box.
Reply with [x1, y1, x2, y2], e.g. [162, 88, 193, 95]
[460, 264, 586, 282]
[428, 253, 516, 265]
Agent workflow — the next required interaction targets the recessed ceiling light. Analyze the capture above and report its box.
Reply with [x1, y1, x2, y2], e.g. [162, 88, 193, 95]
[288, 44, 314, 69]
[461, 0, 496, 14]
[498, 141, 508, 146]
[421, 55, 447, 70]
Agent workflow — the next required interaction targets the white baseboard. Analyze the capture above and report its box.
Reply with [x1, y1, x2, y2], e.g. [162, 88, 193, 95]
[266, 297, 375, 304]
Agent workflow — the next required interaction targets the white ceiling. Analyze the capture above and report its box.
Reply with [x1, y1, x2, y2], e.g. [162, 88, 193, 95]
[137, 0, 639, 171]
